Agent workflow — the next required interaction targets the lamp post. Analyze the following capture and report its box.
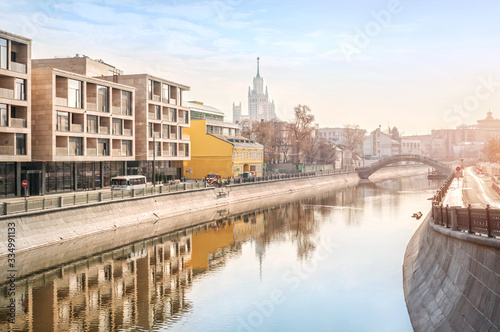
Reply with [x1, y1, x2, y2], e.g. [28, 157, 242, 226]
[152, 135, 155, 186]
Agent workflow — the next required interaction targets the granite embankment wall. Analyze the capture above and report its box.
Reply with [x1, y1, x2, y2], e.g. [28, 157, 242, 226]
[0, 165, 427, 260]
[403, 214, 500, 332]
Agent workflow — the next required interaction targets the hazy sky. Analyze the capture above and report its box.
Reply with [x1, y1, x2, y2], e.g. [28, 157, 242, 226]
[2, 0, 500, 135]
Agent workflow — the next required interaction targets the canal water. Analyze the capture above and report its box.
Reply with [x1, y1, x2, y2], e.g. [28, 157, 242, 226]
[0, 174, 439, 332]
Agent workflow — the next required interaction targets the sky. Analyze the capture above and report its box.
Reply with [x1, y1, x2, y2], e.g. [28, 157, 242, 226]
[2, 0, 500, 135]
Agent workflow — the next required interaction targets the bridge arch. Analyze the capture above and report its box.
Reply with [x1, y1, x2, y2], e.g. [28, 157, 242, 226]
[357, 155, 452, 179]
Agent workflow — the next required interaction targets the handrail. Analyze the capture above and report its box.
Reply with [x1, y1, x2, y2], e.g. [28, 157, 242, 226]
[0, 169, 344, 217]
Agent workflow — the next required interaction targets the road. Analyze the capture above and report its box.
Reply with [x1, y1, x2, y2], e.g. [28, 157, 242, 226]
[443, 167, 500, 208]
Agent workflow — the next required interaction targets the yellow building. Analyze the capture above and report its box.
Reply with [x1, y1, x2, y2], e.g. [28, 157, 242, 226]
[183, 119, 264, 179]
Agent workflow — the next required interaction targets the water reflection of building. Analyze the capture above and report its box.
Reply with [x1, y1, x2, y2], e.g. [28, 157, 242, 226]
[0, 233, 192, 332]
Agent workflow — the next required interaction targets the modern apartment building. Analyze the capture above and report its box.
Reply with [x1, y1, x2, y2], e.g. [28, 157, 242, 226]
[0, 30, 31, 196]
[30, 58, 135, 193]
[101, 74, 190, 182]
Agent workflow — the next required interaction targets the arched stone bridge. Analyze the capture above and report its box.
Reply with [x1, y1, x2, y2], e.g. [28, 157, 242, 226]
[357, 154, 453, 179]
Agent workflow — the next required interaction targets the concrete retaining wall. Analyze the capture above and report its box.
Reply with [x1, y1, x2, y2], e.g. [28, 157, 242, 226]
[0, 165, 427, 260]
[403, 214, 500, 331]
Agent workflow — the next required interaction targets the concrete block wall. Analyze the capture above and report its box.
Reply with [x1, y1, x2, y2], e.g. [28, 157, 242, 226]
[403, 215, 500, 331]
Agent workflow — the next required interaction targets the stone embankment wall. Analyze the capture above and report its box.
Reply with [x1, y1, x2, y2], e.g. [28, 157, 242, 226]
[0, 165, 427, 260]
[403, 215, 500, 331]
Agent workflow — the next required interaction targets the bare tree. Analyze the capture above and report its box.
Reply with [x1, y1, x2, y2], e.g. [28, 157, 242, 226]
[483, 138, 500, 162]
[289, 105, 317, 164]
[343, 124, 365, 154]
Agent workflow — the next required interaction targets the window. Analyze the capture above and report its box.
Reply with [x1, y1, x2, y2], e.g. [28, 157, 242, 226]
[68, 79, 82, 108]
[162, 84, 169, 101]
[87, 115, 98, 133]
[0, 38, 6, 69]
[16, 134, 26, 155]
[14, 78, 25, 100]
[148, 122, 153, 138]
[155, 105, 161, 120]
[0, 104, 7, 126]
[69, 137, 83, 156]
[169, 108, 176, 122]
[122, 91, 132, 115]
[97, 86, 108, 112]
[148, 80, 153, 100]
[112, 118, 122, 135]
[57, 111, 69, 131]
[98, 138, 109, 156]
[122, 140, 132, 156]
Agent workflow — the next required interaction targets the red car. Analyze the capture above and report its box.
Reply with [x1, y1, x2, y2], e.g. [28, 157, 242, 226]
[206, 173, 219, 185]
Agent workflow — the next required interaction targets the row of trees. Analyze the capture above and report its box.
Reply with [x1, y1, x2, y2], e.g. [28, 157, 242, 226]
[249, 105, 364, 165]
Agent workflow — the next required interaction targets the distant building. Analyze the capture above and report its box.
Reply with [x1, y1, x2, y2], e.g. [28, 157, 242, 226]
[186, 101, 224, 121]
[233, 57, 276, 123]
[316, 127, 366, 155]
[363, 127, 400, 159]
[401, 135, 432, 157]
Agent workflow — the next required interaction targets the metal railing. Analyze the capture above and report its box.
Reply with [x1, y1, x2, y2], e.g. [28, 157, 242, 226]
[431, 174, 500, 238]
[0, 182, 206, 216]
[0, 169, 348, 217]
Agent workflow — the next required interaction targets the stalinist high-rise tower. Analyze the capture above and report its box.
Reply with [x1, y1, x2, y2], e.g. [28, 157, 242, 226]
[233, 57, 276, 123]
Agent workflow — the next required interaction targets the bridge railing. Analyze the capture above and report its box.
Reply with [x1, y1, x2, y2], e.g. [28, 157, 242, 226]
[357, 154, 451, 171]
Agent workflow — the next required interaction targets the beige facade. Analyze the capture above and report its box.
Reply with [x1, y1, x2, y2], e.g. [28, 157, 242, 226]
[31, 67, 135, 162]
[0, 30, 31, 162]
[101, 74, 190, 163]
[32, 55, 122, 77]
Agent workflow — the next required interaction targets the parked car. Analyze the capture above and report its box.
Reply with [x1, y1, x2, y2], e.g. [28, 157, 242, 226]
[206, 173, 219, 185]
[242, 172, 251, 179]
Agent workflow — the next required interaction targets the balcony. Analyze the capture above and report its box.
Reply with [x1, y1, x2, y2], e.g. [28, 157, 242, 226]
[182, 134, 190, 141]
[123, 128, 132, 136]
[153, 95, 161, 102]
[55, 97, 68, 107]
[10, 62, 27, 74]
[153, 131, 161, 139]
[169, 133, 177, 140]
[112, 149, 121, 156]
[86, 102, 96, 112]
[0, 146, 14, 155]
[0, 88, 14, 99]
[112, 106, 121, 114]
[169, 98, 177, 105]
[71, 124, 84, 133]
[86, 148, 97, 156]
[99, 127, 109, 135]
[178, 150, 186, 157]
[162, 150, 170, 157]
[10, 118, 26, 128]
[56, 147, 68, 156]
[148, 112, 157, 120]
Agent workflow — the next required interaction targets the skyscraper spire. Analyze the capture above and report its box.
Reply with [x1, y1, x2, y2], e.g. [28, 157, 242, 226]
[256, 57, 260, 78]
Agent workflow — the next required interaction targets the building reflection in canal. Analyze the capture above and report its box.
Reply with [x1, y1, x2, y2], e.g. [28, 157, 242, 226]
[0, 175, 436, 331]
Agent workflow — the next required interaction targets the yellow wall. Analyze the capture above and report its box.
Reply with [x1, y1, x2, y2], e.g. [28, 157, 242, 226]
[184, 120, 234, 178]
[184, 120, 264, 178]
[184, 224, 234, 271]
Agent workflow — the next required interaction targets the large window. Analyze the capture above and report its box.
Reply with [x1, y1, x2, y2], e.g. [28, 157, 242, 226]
[16, 134, 26, 155]
[98, 138, 109, 156]
[112, 118, 122, 135]
[155, 105, 161, 120]
[169, 108, 176, 122]
[121, 91, 132, 115]
[69, 137, 83, 156]
[0, 38, 7, 70]
[148, 80, 153, 100]
[162, 84, 169, 101]
[122, 140, 132, 156]
[97, 86, 108, 112]
[14, 78, 25, 100]
[46, 162, 74, 193]
[0, 162, 16, 196]
[57, 111, 69, 131]
[68, 79, 82, 108]
[87, 115, 98, 133]
[0, 104, 7, 126]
